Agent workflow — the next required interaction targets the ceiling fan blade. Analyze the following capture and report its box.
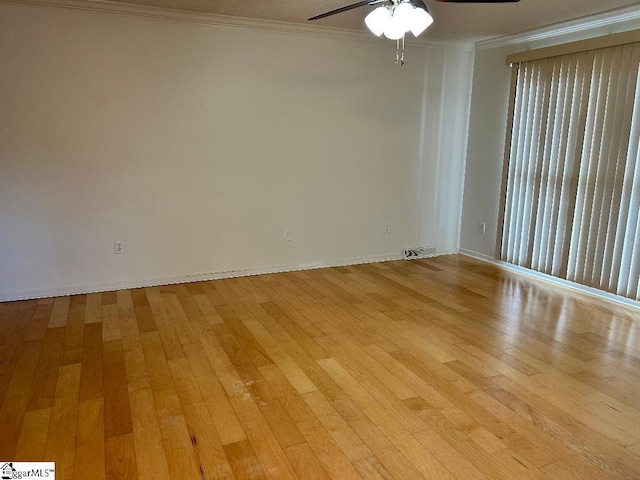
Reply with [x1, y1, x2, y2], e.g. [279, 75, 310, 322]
[411, 0, 429, 9]
[432, 0, 520, 2]
[308, 0, 376, 21]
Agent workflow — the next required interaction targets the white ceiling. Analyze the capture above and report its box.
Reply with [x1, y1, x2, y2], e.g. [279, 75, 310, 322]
[26, 0, 640, 41]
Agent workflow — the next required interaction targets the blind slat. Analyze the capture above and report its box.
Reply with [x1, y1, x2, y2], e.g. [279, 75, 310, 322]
[589, 46, 627, 288]
[601, 44, 639, 290]
[501, 42, 640, 301]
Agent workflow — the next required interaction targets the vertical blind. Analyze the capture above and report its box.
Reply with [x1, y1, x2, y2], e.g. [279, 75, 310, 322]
[501, 42, 640, 301]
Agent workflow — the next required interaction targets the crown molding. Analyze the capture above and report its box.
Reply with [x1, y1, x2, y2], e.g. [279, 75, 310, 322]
[1, 0, 472, 50]
[476, 4, 640, 51]
[2, 0, 377, 41]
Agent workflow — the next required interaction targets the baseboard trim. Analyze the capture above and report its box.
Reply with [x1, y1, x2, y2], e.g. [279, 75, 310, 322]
[8, 249, 636, 308]
[459, 249, 640, 310]
[458, 248, 497, 264]
[0, 252, 404, 302]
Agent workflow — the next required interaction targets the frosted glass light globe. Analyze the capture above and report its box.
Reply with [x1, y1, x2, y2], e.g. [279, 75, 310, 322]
[411, 7, 434, 37]
[394, 2, 415, 33]
[365, 6, 391, 36]
[383, 13, 405, 40]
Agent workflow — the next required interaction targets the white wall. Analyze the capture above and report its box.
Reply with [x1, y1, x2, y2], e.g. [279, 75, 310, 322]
[0, 3, 473, 300]
[460, 7, 640, 258]
[418, 46, 474, 254]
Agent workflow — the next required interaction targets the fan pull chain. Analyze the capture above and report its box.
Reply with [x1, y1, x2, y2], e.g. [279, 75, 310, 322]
[395, 35, 406, 66]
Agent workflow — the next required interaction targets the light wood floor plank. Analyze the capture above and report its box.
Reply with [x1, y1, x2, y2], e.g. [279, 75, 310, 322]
[74, 398, 106, 480]
[1, 256, 639, 479]
[105, 433, 138, 480]
[129, 388, 171, 480]
[44, 363, 81, 480]
[284, 442, 332, 480]
[229, 393, 298, 480]
[14, 407, 51, 461]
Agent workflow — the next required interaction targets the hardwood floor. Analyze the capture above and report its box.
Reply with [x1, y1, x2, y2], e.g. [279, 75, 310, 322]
[1, 254, 639, 479]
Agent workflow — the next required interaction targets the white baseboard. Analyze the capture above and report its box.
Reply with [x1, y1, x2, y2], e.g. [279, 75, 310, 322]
[459, 249, 640, 310]
[458, 248, 496, 264]
[0, 252, 404, 302]
[8, 249, 636, 310]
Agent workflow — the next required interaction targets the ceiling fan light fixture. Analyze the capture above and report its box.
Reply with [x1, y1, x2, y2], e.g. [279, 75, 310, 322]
[410, 7, 434, 37]
[364, 6, 390, 36]
[393, 2, 415, 32]
[383, 11, 405, 40]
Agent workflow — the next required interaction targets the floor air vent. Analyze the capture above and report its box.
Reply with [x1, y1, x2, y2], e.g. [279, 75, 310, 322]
[402, 246, 437, 259]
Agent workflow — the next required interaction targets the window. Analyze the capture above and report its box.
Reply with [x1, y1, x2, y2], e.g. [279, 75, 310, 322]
[500, 40, 640, 301]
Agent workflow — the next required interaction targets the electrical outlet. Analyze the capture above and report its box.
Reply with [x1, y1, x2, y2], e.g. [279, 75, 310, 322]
[284, 229, 291, 242]
[480, 222, 486, 234]
[114, 241, 123, 254]
[384, 223, 390, 234]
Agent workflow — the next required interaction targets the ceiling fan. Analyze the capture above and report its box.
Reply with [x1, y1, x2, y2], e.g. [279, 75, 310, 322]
[309, 0, 520, 65]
